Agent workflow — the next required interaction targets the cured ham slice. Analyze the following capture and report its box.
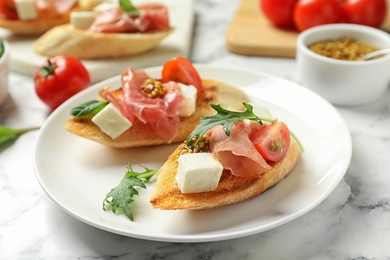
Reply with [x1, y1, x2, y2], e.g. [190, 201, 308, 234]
[100, 67, 186, 143]
[89, 4, 170, 33]
[209, 121, 271, 177]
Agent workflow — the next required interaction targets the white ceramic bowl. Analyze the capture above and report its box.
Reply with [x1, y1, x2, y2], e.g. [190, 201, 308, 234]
[0, 39, 10, 105]
[296, 24, 390, 106]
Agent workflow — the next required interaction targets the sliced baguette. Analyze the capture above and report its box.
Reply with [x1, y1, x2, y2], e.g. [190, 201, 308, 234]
[64, 78, 249, 148]
[33, 24, 173, 59]
[0, 0, 99, 36]
[150, 139, 300, 210]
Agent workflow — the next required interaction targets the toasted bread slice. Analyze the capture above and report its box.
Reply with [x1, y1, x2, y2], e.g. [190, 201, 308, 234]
[0, 0, 98, 36]
[33, 24, 173, 59]
[150, 140, 300, 210]
[64, 79, 249, 148]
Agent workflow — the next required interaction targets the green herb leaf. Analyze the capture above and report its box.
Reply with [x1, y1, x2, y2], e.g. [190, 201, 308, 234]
[186, 102, 277, 147]
[103, 163, 158, 221]
[119, 0, 140, 16]
[71, 100, 108, 119]
[0, 39, 4, 58]
[0, 126, 40, 152]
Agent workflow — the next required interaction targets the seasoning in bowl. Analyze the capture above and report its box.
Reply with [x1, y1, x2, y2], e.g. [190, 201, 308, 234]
[308, 37, 378, 61]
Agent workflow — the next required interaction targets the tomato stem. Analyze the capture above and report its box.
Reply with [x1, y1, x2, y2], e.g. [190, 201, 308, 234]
[40, 59, 56, 78]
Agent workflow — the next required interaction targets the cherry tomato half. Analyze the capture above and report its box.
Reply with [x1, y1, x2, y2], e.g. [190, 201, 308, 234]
[342, 0, 387, 28]
[161, 56, 202, 92]
[294, 0, 343, 31]
[0, 0, 18, 20]
[260, 0, 297, 27]
[250, 122, 291, 162]
[34, 55, 91, 110]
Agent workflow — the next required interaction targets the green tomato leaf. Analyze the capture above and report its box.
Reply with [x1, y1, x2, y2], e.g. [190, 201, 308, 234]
[103, 163, 158, 221]
[39, 59, 56, 78]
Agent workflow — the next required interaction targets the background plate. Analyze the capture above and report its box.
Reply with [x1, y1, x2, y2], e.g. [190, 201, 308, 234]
[33, 65, 352, 242]
[0, 0, 194, 83]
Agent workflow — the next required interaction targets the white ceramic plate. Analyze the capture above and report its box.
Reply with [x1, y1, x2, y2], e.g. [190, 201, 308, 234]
[33, 65, 352, 243]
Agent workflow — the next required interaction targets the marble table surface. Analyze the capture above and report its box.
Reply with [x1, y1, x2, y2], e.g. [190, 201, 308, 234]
[1, 0, 390, 259]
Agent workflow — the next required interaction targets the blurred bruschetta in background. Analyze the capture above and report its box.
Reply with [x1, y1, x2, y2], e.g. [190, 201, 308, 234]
[0, 0, 102, 36]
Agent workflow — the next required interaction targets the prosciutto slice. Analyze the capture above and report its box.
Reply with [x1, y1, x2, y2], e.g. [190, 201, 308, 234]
[100, 67, 185, 143]
[89, 4, 170, 33]
[209, 121, 272, 178]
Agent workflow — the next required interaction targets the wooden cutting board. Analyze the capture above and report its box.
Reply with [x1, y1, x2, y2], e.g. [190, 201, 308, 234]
[1, 0, 194, 83]
[226, 0, 390, 58]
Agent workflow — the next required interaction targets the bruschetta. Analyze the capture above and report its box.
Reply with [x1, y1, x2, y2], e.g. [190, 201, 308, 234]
[64, 57, 249, 147]
[0, 0, 100, 36]
[33, 1, 173, 59]
[150, 103, 301, 210]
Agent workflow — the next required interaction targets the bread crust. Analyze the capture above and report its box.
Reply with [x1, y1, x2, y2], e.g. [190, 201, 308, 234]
[33, 24, 173, 59]
[150, 140, 300, 210]
[0, 0, 97, 36]
[64, 78, 249, 148]
[0, 14, 70, 36]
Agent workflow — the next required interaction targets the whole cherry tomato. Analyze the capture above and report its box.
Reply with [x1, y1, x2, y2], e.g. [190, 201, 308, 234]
[260, 0, 297, 27]
[250, 122, 291, 162]
[0, 0, 18, 20]
[294, 0, 344, 31]
[35, 55, 91, 110]
[161, 56, 203, 92]
[342, 0, 387, 28]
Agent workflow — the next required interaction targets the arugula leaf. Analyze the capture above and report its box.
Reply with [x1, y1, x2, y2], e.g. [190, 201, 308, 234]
[103, 163, 158, 221]
[119, 0, 140, 16]
[186, 103, 277, 147]
[70, 100, 108, 119]
[0, 126, 40, 152]
[0, 39, 4, 58]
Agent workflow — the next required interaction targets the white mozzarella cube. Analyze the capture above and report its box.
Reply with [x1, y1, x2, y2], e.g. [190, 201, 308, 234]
[70, 11, 96, 30]
[92, 103, 132, 139]
[14, 0, 37, 20]
[176, 153, 223, 194]
[178, 83, 197, 117]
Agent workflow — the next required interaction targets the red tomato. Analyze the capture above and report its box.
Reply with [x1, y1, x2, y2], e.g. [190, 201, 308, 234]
[35, 55, 91, 110]
[260, 0, 297, 27]
[161, 56, 202, 92]
[342, 0, 387, 28]
[294, 0, 344, 31]
[0, 0, 18, 20]
[250, 122, 291, 162]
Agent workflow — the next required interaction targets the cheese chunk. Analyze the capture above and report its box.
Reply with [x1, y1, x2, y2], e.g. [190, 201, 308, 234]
[176, 153, 223, 194]
[92, 103, 132, 139]
[14, 0, 37, 21]
[70, 11, 96, 30]
[178, 83, 197, 117]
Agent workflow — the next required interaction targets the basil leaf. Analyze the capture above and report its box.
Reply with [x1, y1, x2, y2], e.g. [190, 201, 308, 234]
[0, 39, 4, 58]
[119, 0, 140, 16]
[0, 126, 40, 152]
[71, 100, 108, 118]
